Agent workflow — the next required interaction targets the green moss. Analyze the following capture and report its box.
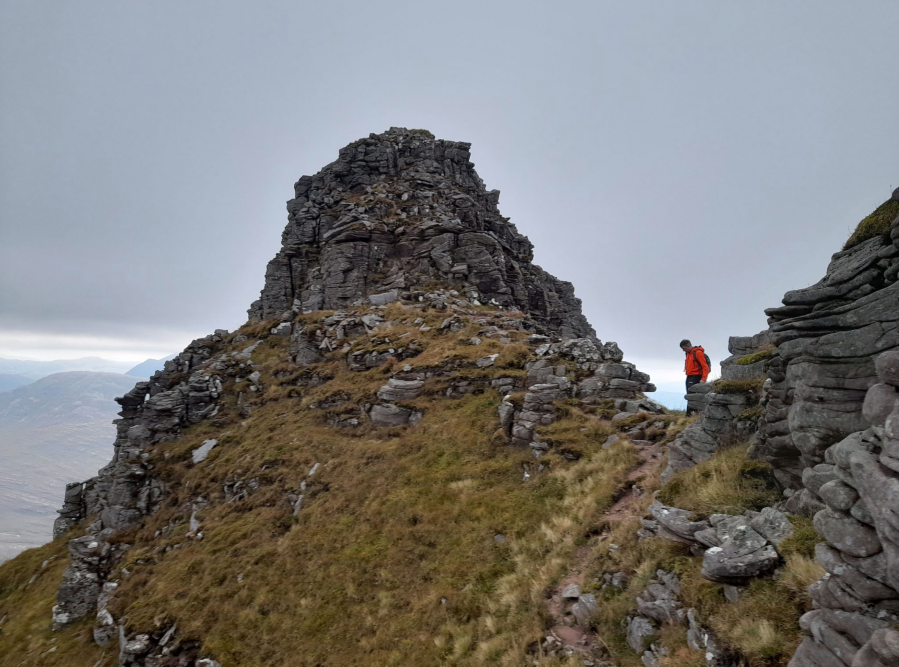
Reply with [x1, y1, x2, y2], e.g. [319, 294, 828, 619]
[735, 345, 777, 366]
[843, 199, 899, 250]
[778, 515, 820, 558]
[712, 378, 765, 396]
[658, 446, 780, 515]
[739, 405, 764, 421]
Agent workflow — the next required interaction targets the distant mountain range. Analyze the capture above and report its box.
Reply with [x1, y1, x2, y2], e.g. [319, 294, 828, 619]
[0, 373, 32, 393]
[0, 356, 138, 381]
[650, 390, 687, 411]
[125, 354, 177, 378]
[0, 371, 141, 429]
[0, 371, 139, 562]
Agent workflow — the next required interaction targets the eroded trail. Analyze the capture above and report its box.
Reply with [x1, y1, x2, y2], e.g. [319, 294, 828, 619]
[542, 439, 664, 659]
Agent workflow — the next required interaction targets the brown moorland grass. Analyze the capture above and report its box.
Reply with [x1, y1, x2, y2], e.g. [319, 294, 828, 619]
[583, 445, 813, 666]
[0, 308, 645, 667]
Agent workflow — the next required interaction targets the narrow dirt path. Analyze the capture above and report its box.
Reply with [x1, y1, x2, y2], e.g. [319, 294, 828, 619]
[542, 439, 665, 660]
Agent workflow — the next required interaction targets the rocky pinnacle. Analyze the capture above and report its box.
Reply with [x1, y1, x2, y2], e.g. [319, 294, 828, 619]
[248, 127, 596, 340]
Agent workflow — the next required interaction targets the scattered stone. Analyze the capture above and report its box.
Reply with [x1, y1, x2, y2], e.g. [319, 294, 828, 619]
[476, 354, 499, 368]
[192, 439, 218, 464]
[561, 583, 581, 599]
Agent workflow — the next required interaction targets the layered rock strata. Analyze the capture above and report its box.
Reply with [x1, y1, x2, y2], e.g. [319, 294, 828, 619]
[52, 333, 229, 629]
[248, 127, 594, 339]
[662, 333, 771, 482]
[788, 351, 899, 667]
[747, 197, 899, 666]
[45, 130, 657, 667]
[757, 207, 899, 488]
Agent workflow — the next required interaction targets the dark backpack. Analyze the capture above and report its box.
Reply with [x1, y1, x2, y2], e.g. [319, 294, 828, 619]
[693, 348, 711, 371]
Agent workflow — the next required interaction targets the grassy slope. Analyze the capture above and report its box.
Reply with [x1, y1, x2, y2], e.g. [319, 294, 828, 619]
[0, 308, 642, 667]
[584, 446, 822, 667]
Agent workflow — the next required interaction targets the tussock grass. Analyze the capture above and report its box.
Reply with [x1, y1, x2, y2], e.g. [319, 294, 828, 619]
[843, 199, 899, 250]
[584, 444, 813, 666]
[0, 304, 646, 667]
[657, 446, 780, 516]
[0, 538, 108, 666]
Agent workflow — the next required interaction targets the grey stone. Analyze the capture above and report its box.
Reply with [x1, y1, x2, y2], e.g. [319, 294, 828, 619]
[476, 354, 499, 368]
[876, 350, 899, 386]
[377, 378, 424, 402]
[561, 583, 580, 599]
[863, 383, 899, 426]
[627, 616, 655, 653]
[192, 439, 217, 464]
[748, 507, 793, 548]
[571, 593, 597, 627]
[814, 508, 882, 558]
[647, 501, 711, 544]
[369, 289, 399, 306]
[369, 403, 421, 427]
[270, 322, 293, 336]
[636, 570, 684, 624]
[248, 131, 597, 338]
[818, 480, 860, 512]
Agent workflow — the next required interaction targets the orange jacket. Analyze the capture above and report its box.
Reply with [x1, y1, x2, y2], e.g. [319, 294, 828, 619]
[684, 346, 710, 381]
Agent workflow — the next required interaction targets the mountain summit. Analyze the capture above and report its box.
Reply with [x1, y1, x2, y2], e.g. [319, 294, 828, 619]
[0, 130, 662, 667]
[9, 133, 897, 667]
[249, 127, 595, 339]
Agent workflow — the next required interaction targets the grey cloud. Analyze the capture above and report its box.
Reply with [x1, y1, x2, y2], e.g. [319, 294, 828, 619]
[2, 0, 898, 372]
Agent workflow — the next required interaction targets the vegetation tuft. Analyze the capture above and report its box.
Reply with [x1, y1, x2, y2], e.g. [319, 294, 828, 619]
[735, 345, 777, 366]
[843, 198, 899, 250]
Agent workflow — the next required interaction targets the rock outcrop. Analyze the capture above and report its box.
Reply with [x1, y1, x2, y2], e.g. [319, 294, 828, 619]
[52, 334, 229, 630]
[248, 127, 594, 339]
[756, 209, 899, 489]
[788, 353, 899, 667]
[747, 198, 899, 666]
[662, 333, 770, 482]
[38, 129, 659, 667]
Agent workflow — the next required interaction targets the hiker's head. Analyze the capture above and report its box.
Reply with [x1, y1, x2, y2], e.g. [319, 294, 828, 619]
[679, 339, 692, 351]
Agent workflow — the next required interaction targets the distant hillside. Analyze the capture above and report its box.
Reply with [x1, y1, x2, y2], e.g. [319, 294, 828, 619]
[125, 353, 176, 377]
[0, 371, 136, 562]
[0, 371, 138, 430]
[0, 374, 32, 393]
[649, 390, 687, 411]
[0, 357, 137, 381]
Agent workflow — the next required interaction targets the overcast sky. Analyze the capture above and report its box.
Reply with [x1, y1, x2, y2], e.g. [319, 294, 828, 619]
[2, 1, 898, 390]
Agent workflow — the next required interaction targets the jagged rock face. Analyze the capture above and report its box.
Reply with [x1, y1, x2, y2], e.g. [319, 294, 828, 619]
[52, 333, 227, 629]
[39, 130, 656, 667]
[248, 127, 595, 340]
[756, 213, 899, 487]
[662, 333, 769, 482]
[747, 203, 899, 667]
[788, 352, 899, 667]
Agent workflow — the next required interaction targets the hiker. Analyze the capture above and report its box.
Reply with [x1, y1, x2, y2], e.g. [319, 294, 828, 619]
[680, 339, 710, 415]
